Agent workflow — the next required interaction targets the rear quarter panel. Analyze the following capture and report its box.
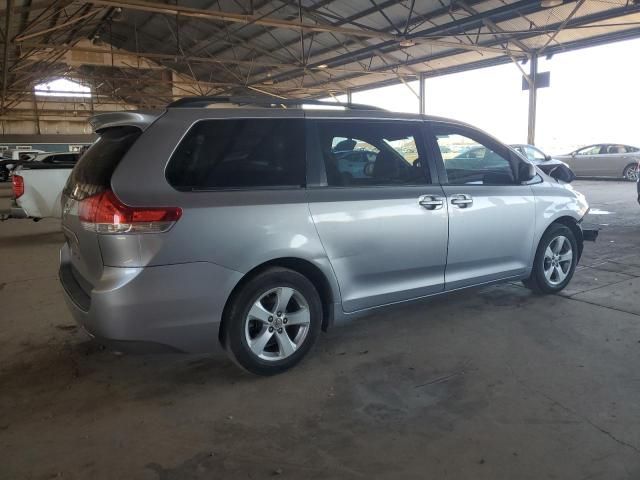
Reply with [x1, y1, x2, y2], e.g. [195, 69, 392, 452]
[104, 109, 341, 301]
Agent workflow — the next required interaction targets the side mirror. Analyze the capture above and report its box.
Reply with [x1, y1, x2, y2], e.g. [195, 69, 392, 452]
[545, 154, 551, 161]
[571, 152, 577, 158]
[518, 162, 536, 182]
[547, 164, 576, 183]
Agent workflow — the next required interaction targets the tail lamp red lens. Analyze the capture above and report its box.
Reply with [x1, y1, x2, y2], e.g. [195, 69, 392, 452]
[79, 190, 181, 234]
[12, 175, 24, 199]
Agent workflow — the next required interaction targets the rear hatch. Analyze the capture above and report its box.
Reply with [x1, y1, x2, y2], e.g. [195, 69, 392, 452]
[61, 126, 142, 293]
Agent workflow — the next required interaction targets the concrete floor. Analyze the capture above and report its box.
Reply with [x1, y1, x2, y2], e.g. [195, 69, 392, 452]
[1, 180, 639, 480]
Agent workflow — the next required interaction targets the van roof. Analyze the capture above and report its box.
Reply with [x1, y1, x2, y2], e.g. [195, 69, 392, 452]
[88, 97, 478, 135]
[167, 96, 384, 111]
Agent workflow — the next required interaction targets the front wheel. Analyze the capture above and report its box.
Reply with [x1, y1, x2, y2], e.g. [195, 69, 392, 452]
[223, 268, 322, 375]
[523, 224, 578, 294]
[623, 163, 638, 182]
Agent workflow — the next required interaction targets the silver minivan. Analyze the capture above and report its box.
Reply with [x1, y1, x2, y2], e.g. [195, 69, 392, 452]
[59, 97, 591, 375]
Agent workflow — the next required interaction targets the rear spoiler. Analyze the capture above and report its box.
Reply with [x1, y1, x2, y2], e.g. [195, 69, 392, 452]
[89, 111, 162, 133]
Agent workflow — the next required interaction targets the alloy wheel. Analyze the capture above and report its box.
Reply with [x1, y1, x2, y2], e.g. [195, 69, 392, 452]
[244, 287, 311, 361]
[543, 235, 573, 286]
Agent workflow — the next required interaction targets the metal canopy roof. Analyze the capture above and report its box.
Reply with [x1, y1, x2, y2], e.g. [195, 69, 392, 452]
[2, 0, 640, 110]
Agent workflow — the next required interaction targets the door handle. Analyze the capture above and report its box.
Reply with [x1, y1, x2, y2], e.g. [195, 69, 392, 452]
[418, 195, 444, 210]
[450, 194, 473, 208]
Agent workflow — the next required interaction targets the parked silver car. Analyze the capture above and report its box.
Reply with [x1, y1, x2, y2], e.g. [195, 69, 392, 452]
[59, 98, 591, 375]
[556, 144, 640, 181]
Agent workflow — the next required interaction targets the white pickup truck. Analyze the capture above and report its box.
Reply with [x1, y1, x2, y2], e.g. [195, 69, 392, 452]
[9, 153, 79, 220]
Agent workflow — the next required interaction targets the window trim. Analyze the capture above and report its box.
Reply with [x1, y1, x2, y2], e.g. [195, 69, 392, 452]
[307, 118, 436, 189]
[427, 121, 522, 187]
[164, 117, 308, 193]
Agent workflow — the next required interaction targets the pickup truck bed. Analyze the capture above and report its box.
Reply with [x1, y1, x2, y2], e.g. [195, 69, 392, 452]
[11, 162, 74, 219]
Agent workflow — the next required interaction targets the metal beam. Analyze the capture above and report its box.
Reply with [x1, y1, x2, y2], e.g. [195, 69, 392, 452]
[527, 53, 537, 145]
[19, 42, 418, 78]
[223, 0, 493, 87]
[540, 0, 587, 52]
[296, 3, 640, 92]
[418, 72, 425, 115]
[1, 0, 13, 113]
[252, 0, 542, 90]
[190, 0, 398, 59]
[414, 38, 526, 56]
[89, 0, 399, 40]
[456, 0, 531, 54]
[14, 8, 103, 42]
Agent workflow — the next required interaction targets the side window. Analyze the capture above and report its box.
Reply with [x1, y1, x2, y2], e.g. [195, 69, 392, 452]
[576, 146, 600, 156]
[434, 128, 515, 185]
[313, 120, 430, 187]
[607, 145, 626, 154]
[166, 119, 305, 190]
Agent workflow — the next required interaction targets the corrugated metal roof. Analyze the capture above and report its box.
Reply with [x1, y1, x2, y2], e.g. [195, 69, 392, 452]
[1, 0, 639, 110]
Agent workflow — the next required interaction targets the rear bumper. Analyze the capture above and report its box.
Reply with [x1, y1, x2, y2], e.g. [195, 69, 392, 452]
[0, 205, 28, 220]
[59, 244, 243, 353]
[10, 204, 28, 218]
[0, 200, 28, 219]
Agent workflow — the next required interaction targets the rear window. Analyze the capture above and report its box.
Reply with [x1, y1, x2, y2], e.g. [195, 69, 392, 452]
[63, 126, 141, 200]
[165, 119, 305, 190]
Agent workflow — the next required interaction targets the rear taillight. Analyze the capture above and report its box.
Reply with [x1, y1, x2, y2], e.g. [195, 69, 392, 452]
[78, 190, 182, 234]
[12, 175, 24, 198]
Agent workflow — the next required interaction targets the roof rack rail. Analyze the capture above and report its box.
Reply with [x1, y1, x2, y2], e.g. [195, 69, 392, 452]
[167, 96, 384, 111]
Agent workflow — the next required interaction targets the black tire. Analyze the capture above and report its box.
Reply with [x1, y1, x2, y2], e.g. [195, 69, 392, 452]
[523, 223, 578, 294]
[223, 267, 322, 376]
[622, 163, 638, 182]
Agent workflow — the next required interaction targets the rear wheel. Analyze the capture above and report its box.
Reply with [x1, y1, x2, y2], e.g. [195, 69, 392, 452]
[223, 268, 322, 375]
[523, 223, 578, 294]
[623, 163, 638, 182]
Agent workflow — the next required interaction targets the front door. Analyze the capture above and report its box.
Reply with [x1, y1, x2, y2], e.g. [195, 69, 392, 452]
[306, 118, 448, 313]
[429, 122, 536, 290]
[568, 145, 603, 176]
